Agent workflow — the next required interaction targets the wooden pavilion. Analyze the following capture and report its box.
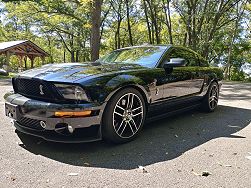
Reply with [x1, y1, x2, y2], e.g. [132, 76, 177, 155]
[0, 40, 48, 71]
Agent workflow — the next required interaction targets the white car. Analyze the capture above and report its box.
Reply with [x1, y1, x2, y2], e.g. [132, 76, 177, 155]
[0, 69, 8, 76]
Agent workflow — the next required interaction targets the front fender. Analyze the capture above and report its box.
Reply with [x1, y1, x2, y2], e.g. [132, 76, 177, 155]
[81, 74, 151, 104]
[104, 74, 150, 103]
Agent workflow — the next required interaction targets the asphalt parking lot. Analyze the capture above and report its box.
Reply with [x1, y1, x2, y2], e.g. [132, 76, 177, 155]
[0, 80, 250, 188]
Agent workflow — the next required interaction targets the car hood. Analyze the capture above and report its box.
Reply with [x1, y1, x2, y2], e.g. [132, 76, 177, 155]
[17, 62, 146, 83]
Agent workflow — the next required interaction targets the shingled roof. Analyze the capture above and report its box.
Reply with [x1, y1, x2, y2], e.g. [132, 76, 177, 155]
[0, 40, 49, 57]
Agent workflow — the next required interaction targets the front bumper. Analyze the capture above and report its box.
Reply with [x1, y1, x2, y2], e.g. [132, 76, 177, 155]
[5, 93, 105, 143]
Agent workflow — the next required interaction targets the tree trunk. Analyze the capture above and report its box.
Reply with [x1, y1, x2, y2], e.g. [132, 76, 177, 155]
[47, 36, 54, 63]
[143, 0, 152, 44]
[116, 19, 122, 49]
[202, 0, 224, 58]
[114, 19, 122, 49]
[186, 1, 192, 46]
[76, 50, 79, 62]
[115, 31, 118, 49]
[71, 51, 75, 62]
[225, 1, 245, 80]
[125, 0, 133, 46]
[69, 34, 75, 62]
[162, 0, 173, 44]
[100, 5, 110, 40]
[153, 4, 160, 44]
[91, 0, 103, 61]
[146, 0, 160, 44]
[191, 1, 197, 49]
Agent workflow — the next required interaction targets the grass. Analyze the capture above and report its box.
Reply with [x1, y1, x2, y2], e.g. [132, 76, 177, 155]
[223, 80, 251, 83]
[0, 72, 17, 79]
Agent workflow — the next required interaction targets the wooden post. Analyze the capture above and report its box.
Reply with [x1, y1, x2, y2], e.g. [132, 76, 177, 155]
[28, 55, 35, 69]
[4, 51, 11, 72]
[18, 55, 23, 73]
[24, 56, 27, 70]
[31, 57, 35, 69]
[6, 51, 10, 65]
[41, 56, 45, 65]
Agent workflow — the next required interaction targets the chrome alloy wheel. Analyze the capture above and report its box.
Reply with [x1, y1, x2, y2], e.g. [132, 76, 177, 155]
[112, 93, 144, 138]
[209, 84, 219, 110]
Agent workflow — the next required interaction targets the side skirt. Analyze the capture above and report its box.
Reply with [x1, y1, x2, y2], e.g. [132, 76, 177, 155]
[145, 102, 201, 123]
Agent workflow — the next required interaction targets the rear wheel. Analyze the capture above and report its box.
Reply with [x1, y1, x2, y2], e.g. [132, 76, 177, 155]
[102, 88, 146, 143]
[201, 82, 219, 112]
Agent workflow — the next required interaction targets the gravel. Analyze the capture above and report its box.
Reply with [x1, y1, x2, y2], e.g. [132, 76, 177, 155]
[0, 81, 250, 188]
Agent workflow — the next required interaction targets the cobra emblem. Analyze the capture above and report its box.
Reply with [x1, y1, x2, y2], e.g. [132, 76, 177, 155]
[39, 84, 44, 95]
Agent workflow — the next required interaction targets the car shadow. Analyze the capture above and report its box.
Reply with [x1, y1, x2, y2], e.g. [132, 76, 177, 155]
[17, 105, 251, 170]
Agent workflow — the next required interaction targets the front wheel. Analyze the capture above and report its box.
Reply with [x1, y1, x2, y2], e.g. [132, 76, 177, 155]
[201, 82, 219, 112]
[102, 88, 146, 143]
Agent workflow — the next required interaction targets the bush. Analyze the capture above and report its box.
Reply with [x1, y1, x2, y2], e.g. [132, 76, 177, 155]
[230, 68, 246, 81]
[246, 76, 251, 82]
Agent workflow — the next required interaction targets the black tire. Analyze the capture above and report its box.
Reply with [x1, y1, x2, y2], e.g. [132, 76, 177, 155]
[201, 81, 219, 112]
[102, 88, 146, 144]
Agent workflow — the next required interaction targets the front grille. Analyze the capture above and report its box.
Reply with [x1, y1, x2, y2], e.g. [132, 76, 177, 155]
[17, 117, 44, 131]
[13, 78, 59, 102]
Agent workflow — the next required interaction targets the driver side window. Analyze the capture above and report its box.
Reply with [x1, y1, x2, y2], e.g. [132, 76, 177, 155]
[161, 47, 200, 67]
[161, 48, 189, 67]
[165, 48, 188, 64]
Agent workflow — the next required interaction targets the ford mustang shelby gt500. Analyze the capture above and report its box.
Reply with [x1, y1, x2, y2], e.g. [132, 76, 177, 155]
[5, 45, 223, 143]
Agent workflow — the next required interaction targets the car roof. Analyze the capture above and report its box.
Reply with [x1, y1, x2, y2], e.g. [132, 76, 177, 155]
[115, 44, 171, 51]
[116, 44, 201, 54]
[112, 44, 207, 62]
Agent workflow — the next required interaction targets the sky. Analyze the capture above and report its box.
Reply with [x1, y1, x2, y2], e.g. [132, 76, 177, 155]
[0, 2, 5, 23]
[242, 63, 251, 75]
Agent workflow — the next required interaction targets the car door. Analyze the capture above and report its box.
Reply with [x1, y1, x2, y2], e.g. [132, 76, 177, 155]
[182, 50, 205, 94]
[159, 47, 204, 99]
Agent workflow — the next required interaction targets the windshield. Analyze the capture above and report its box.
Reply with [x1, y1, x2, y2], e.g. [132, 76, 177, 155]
[97, 46, 167, 68]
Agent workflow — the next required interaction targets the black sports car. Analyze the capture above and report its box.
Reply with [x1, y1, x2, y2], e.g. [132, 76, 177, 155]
[4, 45, 223, 143]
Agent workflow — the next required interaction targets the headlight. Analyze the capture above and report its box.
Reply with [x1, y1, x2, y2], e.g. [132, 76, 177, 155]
[54, 84, 89, 102]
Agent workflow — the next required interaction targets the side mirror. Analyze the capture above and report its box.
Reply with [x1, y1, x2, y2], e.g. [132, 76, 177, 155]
[163, 58, 186, 69]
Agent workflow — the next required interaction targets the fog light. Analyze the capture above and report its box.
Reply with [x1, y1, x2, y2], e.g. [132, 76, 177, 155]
[67, 125, 74, 133]
[54, 110, 92, 117]
[40, 121, 47, 128]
